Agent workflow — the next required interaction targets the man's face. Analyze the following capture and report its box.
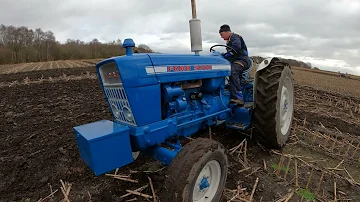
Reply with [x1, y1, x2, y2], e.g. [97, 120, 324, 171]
[220, 31, 230, 40]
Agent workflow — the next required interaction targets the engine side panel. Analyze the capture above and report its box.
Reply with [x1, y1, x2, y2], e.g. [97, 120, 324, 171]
[126, 84, 162, 126]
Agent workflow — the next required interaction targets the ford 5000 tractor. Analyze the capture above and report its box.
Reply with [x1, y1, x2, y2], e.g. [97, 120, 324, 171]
[72, 1, 294, 201]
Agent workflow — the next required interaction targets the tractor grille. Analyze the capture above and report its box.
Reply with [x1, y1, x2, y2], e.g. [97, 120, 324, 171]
[103, 85, 136, 126]
[99, 62, 136, 126]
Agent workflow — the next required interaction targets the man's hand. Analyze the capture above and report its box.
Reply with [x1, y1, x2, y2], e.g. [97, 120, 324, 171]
[211, 50, 222, 57]
[222, 51, 234, 59]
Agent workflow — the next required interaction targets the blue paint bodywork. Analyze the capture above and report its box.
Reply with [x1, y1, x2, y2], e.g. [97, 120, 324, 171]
[73, 39, 255, 176]
[73, 120, 134, 176]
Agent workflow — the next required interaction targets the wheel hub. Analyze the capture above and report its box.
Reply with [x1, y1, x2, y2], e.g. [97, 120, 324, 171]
[199, 177, 210, 190]
[193, 160, 221, 202]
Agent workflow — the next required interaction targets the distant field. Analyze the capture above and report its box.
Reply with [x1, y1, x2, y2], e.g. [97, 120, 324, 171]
[249, 62, 360, 97]
[292, 66, 360, 81]
[0, 59, 104, 74]
[292, 67, 360, 97]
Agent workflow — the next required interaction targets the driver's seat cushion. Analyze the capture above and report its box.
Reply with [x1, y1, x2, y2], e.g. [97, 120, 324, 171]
[240, 59, 253, 85]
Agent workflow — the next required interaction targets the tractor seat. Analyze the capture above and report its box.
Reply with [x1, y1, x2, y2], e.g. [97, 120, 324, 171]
[225, 58, 255, 87]
[240, 59, 254, 85]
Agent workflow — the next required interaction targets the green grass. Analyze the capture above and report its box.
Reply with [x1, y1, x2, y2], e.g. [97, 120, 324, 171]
[296, 188, 316, 201]
[271, 163, 291, 173]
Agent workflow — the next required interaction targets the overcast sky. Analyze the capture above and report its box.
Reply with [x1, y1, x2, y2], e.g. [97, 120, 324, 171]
[1, 0, 359, 75]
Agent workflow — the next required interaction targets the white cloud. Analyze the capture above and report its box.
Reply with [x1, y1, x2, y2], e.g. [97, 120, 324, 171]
[0, 0, 359, 75]
[273, 33, 306, 40]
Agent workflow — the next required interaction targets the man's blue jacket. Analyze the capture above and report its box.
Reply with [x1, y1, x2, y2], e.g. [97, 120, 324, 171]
[224, 33, 250, 67]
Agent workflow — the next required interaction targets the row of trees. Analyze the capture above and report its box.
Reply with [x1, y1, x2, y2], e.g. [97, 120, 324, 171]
[0, 24, 153, 65]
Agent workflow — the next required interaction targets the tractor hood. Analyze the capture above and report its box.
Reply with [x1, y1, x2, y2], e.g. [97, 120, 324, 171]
[96, 52, 231, 88]
[145, 53, 231, 83]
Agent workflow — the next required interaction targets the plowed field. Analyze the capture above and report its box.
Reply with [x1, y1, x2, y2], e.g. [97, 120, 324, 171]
[1, 61, 360, 202]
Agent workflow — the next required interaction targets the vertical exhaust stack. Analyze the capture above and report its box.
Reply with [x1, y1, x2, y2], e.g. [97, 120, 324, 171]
[189, 0, 202, 55]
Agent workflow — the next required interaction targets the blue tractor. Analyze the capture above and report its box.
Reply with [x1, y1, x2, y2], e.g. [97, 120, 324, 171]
[73, 2, 295, 201]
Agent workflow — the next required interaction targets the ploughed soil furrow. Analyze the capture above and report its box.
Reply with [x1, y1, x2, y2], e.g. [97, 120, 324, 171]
[1, 68, 360, 201]
[1, 66, 96, 83]
[1, 76, 286, 201]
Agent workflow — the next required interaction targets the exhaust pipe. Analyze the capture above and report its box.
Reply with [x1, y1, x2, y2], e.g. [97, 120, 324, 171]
[189, 0, 203, 55]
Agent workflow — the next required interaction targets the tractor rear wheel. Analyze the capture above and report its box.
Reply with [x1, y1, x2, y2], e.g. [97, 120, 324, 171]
[252, 59, 295, 149]
[159, 138, 228, 202]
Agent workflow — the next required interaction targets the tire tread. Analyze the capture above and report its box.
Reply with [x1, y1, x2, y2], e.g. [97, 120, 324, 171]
[253, 60, 294, 149]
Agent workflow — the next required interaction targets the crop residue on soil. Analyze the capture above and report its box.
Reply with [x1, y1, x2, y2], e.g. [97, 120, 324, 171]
[1, 67, 360, 202]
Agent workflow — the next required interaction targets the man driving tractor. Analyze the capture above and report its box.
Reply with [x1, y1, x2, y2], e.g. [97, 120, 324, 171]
[219, 24, 251, 106]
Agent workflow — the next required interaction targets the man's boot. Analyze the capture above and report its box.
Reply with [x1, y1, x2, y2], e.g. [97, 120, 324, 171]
[230, 90, 245, 106]
[229, 98, 244, 106]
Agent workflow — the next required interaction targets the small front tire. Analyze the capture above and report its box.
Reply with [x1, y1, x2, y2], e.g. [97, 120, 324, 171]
[160, 138, 228, 202]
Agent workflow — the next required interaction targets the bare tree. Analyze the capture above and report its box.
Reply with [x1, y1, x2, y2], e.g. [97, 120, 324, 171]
[0, 24, 153, 65]
[137, 44, 152, 52]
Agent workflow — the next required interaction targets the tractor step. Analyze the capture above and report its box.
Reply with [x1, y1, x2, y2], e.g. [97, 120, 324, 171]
[230, 102, 253, 108]
[226, 122, 249, 130]
[225, 104, 252, 131]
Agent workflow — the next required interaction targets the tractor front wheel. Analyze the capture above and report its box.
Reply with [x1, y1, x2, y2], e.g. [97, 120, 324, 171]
[159, 138, 228, 202]
[253, 58, 295, 149]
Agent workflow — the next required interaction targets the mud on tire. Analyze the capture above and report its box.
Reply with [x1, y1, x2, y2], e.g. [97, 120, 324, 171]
[159, 138, 228, 202]
[252, 58, 295, 149]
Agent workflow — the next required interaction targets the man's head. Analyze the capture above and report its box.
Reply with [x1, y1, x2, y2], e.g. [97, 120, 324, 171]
[219, 24, 232, 40]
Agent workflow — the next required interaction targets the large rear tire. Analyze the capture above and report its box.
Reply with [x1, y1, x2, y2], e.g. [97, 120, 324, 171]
[159, 138, 228, 202]
[252, 59, 295, 149]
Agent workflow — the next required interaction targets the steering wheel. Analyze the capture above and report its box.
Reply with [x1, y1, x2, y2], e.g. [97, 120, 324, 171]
[209, 44, 237, 55]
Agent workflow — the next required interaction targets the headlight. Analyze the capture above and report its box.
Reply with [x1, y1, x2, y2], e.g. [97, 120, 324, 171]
[111, 103, 120, 119]
[122, 106, 133, 122]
